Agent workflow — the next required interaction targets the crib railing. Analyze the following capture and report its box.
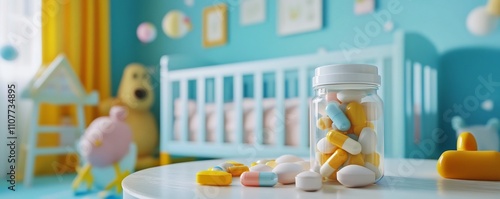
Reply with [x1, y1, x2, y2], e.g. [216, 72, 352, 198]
[160, 44, 393, 158]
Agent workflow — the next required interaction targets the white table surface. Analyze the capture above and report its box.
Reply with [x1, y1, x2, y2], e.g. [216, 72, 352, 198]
[122, 158, 500, 199]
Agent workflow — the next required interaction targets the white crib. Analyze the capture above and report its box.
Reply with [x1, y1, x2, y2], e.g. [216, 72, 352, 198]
[159, 30, 439, 162]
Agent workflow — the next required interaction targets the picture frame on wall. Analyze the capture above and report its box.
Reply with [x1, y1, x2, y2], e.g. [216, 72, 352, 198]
[203, 4, 228, 47]
[240, 0, 266, 26]
[277, 0, 323, 36]
[354, 0, 375, 15]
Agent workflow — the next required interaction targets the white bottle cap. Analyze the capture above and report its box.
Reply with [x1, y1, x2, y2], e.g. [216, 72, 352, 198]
[312, 64, 381, 88]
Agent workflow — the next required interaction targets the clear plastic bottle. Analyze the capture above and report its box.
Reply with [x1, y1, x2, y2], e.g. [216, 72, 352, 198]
[310, 64, 384, 185]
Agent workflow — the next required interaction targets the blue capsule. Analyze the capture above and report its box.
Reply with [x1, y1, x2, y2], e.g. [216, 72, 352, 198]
[325, 102, 351, 131]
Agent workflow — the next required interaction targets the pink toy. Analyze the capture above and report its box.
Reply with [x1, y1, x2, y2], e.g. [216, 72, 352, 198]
[73, 106, 133, 193]
[80, 106, 132, 167]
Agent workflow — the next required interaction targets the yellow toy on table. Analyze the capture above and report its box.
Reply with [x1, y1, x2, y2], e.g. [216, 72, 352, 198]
[437, 132, 500, 181]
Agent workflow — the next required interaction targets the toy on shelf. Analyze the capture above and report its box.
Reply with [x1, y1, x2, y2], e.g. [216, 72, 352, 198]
[99, 63, 159, 169]
[21, 54, 99, 186]
[437, 132, 500, 181]
[73, 106, 136, 194]
[452, 116, 499, 151]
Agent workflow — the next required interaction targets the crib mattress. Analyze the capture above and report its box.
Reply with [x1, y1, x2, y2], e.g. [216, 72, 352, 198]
[173, 98, 303, 146]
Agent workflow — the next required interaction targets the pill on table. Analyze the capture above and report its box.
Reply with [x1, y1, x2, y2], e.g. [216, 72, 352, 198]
[337, 90, 366, 103]
[272, 163, 304, 184]
[337, 165, 376, 188]
[250, 164, 273, 172]
[226, 160, 244, 166]
[326, 130, 362, 155]
[212, 162, 233, 172]
[362, 102, 382, 121]
[364, 152, 380, 167]
[265, 160, 277, 168]
[295, 171, 322, 191]
[320, 148, 348, 179]
[196, 170, 232, 186]
[364, 162, 382, 179]
[276, 154, 303, 164]
[325, 102, 351, 131]
[437, 150, 500, 180]
[345, 102, 368, 136]
[210, 167, 223, 171]
[294, 161, 311, 171]
[228, 165, 249, 177]
[256, 159, 274, 165]
[348, 154, 365, 166]
[317, 137, 337, 154]
[316, 116, 333, 131]
[240, 171, 278, 187]
[358, 127, 377, 155]
[457, 132, 477, 151]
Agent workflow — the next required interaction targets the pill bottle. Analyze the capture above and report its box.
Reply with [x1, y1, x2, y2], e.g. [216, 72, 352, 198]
[310, 64, 384, 183]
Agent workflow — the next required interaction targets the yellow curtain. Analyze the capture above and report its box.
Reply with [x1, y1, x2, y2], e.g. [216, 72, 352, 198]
[28, 0, 111, 176]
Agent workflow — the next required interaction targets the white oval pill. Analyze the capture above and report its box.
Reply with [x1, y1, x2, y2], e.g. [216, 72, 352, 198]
[317, 137, 337, 154]
[337, 90, 366, 103]
[294, 161, 310, 171]
[275, 154, 303, 164]
[358, 127, 377, 154]
[213, 162, 233, 171]
[250, 164, 273, 172]
[295, 171, 322, 191]
[272, 163, 303, 184]
[256, 159, 274, 165]
[337, 165, 375, 188]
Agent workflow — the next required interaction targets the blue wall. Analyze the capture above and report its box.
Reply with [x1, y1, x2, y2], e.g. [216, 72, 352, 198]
[111, 0, 500, 87]
[119, 0, 500, 68]
[110, 0, 500, 154]
[439, 48, 500, 151]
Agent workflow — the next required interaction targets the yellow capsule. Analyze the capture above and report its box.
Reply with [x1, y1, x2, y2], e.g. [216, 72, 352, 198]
[348, 154, 365, 166]
[326, 171, 338, 181]
[251, 162, 257, 167]
[196, 170, 232, 186]
[437, 151, 500, 181]
[345, 102, 368, 136]
[457, 132, 477, 151]
[326, 130, 362, 155]
[227, 165, 249, 177]
[265, 160, 277, 168]
[320, 149, 348, 179]
[364, 152, 380, 167]
[316, 116, 333, 131]
[226, 160, 244, 166]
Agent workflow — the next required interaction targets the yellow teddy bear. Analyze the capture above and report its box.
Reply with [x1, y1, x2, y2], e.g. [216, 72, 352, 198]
[99, 63, 159, 170]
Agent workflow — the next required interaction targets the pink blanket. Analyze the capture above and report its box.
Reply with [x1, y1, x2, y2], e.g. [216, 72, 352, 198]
[173, 98, 302, 146]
